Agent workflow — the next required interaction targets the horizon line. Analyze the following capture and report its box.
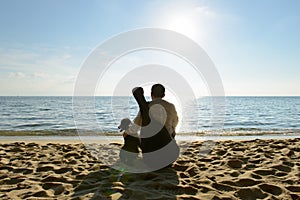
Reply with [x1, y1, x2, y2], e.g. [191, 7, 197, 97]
[0, 95, 300, 97]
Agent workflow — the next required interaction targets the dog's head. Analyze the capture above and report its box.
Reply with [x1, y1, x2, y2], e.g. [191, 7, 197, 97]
[118, 118, 132, 132]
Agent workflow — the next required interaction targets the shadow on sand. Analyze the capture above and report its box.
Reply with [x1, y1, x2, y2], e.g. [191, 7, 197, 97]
[71, 165, 196, 200]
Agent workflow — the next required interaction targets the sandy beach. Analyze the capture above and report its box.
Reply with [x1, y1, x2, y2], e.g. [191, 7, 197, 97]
[0, 138, 299, 200]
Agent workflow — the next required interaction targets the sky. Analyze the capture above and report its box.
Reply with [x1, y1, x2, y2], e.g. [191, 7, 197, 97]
[0, 0, 299, 96]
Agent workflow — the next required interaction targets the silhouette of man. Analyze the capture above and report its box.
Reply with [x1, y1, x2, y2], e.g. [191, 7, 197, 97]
[132, 85, 179, 169]
[133, 84, 179, 138]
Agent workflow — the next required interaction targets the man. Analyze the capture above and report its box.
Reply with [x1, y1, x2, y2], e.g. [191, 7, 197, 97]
[133, 84, 179, 138]
[132, 85, 179, 169]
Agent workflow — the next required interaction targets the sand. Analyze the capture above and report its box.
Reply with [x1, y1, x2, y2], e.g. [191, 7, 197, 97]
[0, 138, 299, 200]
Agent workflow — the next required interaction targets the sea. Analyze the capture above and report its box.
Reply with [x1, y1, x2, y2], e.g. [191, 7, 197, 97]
[0, 96, 299, 141]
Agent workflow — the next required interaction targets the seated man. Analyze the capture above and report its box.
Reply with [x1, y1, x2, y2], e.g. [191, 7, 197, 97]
[132, 84, 179, 170]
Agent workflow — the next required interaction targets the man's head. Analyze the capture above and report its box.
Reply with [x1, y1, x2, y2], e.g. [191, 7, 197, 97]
[151, 84, 165, 99]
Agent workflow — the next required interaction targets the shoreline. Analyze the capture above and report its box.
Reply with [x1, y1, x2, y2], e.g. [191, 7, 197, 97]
[0, 129, 300, 136]
[0, 133, 299, 144]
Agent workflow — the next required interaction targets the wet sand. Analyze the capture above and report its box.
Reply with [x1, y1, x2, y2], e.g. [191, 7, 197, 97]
[0, 138, 299, 199]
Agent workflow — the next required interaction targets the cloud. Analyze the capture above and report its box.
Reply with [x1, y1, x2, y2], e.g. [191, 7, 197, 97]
[0, 46, 79, 77]
[31, 72, 49, 79]
[8, 72, 26, 78]
[195, 6, 216, 18]
[63, 76, 76, 84]
[62, 54, 72, 60]
[0, 45, 81, 95]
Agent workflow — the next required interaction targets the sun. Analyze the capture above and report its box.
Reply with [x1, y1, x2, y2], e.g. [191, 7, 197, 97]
[165, 14, 197, 39]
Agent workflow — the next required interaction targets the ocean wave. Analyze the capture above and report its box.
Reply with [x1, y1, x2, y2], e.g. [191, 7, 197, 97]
[1, 96, 300, 133]
[0, 128, 300, 137]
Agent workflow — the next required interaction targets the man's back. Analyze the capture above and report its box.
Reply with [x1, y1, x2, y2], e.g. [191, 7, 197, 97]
[134, 98, 178, 137]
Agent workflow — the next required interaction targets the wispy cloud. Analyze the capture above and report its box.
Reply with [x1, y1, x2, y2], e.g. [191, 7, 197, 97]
[0, 45, 81, 95]
[0, 46, 78, 72]
[8, 72, 26, 78]
[31, 72, 49, 79]
[195, 6, 216, 18]
[63, 76, 76, 84]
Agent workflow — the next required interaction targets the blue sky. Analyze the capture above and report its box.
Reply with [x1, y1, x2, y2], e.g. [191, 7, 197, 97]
[0, 0, 299, 96]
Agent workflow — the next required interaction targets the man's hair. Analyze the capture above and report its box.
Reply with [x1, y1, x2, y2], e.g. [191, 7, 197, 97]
[151, 84, 165, 98]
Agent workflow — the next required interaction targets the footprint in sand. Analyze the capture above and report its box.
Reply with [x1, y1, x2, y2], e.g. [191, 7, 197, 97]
[3, 177, 25, 185]
[42, 182, 66, 195]
[235, 187, 267, 200]
[221, 178, 261, 187]
[253, 169, 276, 176]
[271, 164, 292, 173]
[13, 167, 33, 174]
[54, 167, 73, 174]
[286, 186, 300, 193]
[227, 159, 243, 169]
[275, 171, 288, 177]
[211, 182, 235, 192]
[31, 190, 50, 198]
[244, 164, 257, 170]
[259, 183, 282, 196]
[36, 165, 54, 172]
[250, 173, 262, 180]
[41, 175, 68, 183]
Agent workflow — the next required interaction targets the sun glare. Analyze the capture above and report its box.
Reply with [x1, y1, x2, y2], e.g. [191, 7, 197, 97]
[158, 4, 216, 41]
[166, 14, 197, 38]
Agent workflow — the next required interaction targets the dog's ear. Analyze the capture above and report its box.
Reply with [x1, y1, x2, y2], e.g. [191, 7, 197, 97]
[118, 118, 131, 131]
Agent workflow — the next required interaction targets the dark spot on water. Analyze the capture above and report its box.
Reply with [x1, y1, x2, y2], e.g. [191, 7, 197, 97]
[39, 108, 51, 111]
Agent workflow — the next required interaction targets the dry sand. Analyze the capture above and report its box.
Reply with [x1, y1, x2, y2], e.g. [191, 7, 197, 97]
[0, 138, 299, 199]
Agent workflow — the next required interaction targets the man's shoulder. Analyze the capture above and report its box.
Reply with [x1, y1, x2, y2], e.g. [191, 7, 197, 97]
[157, 99, 176, 110]
[149, 98, 175, 107]
[161, 99, 174, 106]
